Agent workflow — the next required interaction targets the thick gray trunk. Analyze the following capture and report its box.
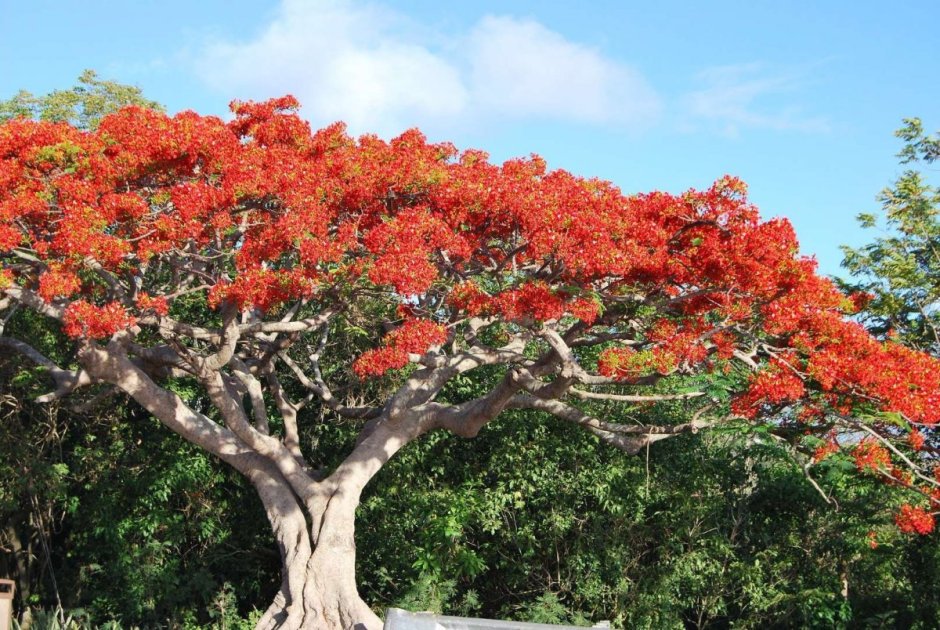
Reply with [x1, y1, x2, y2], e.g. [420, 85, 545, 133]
[255, 417, 431, 629]
[254, 471, 381, 630]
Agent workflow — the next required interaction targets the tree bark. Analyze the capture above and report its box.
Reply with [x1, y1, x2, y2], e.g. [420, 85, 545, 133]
[252, 466, 381, 630]
[253, 416, 426, 630]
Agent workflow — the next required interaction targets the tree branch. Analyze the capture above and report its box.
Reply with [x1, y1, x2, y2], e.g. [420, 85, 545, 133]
[230, 357, 270, 434]
[0, 336, 94, 402]
[507, 393, 715, 455]
[569, 388, 706, 403]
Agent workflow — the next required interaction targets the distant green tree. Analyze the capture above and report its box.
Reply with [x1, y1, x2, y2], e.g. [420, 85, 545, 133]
[0, 69, 163, 130]
[841, 118, 940, 354]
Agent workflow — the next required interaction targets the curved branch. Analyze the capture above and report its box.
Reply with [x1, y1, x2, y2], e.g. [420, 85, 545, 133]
[425, 371, 523, 438]
[3, 287, 65, 320]
[569, 388, 706, 403]
[0, 336, 94, 402]
[507, 393, 715, 454]
[76, 341, 260, 474]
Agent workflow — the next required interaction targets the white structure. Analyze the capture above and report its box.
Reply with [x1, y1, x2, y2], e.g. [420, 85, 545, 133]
[0, 580, 13, 630]
[384, 608, 610, 630]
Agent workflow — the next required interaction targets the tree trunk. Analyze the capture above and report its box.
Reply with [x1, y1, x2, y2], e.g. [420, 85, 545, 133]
[252, 417, 424, 630]
[252, 468, 382, 630]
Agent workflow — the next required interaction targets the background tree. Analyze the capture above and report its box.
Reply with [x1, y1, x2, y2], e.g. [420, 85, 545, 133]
[841, 118, 940, 353]
[0, 70, 163, 131]
[838, 117, 939, 532]
[1, 96, 939, 630]
[357, 417, 939, 628]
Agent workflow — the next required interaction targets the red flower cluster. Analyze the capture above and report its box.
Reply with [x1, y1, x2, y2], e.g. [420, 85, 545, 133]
[208, 269, 317, 312]
[597, 347, 675, 380]
[62, 301, 136, 339]
[352, 319, 447, 377]
[847, 291, 875, 313]
[365, 206, 470, 295]
[895, 504, 935, 535]
[493, 282, 565, 323]
[135, 293, 169, 317]
[812, 437, 840, 463]
[731, 362, 806, 418]
[38, 265, 81, 301]
[448, 281, 491, 316]
[567, 297, 600, 325]
[853, 439, 891, 474]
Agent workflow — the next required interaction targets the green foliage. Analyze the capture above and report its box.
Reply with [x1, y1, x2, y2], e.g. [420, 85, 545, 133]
[349, 407, 940, 628]
[0, 70, 163, 130]
[840, 118, 940, 353]
[55, 409, 275, 625]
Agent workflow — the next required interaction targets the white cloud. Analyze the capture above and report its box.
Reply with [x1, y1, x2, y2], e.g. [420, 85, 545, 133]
[682, 62, 829, 136]
[191, 0, 660, 136]
[195, 0, 467, 134]
[468, 16, 659, 126]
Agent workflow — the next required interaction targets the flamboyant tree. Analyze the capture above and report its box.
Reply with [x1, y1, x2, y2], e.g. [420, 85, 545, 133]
[1, 97, 938, 629]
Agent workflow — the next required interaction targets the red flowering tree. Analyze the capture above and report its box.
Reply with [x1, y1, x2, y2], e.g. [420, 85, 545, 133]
[1, 97, 938, 629]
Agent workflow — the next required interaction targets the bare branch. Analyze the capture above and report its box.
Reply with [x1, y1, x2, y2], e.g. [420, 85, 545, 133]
[239, 309, 339, 335]
[3, 287, 65, 320]
[425, 371, 523, 438]
[200, 368, 320, 502]
[83, 256, 127, 297]
[264, 367, 305, 461]
[539, 327, 585, 376]
[569, 331, 641, 347]
[230, 357, 270, 434]
[0, 336, 94, 402]
[201, 311, 241, 372]
[507, 393, 715, 455]
[570, 389, 706, 403]
[138, 314, 221, 342]
[510, 366, 574, 400]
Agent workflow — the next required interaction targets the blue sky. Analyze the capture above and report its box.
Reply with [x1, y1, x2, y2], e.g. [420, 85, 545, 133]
[2, 0, 938, 276]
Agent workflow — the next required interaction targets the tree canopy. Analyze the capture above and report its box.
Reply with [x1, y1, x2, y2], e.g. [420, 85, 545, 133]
[1, 96, 938, 629]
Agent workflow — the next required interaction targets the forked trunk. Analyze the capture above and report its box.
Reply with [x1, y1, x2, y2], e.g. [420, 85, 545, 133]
[253, 470, 382, 630]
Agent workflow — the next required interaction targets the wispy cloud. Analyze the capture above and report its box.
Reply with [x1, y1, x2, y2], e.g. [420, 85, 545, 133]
[681, 62, 829, 136]
[191, 0, 660, 136]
